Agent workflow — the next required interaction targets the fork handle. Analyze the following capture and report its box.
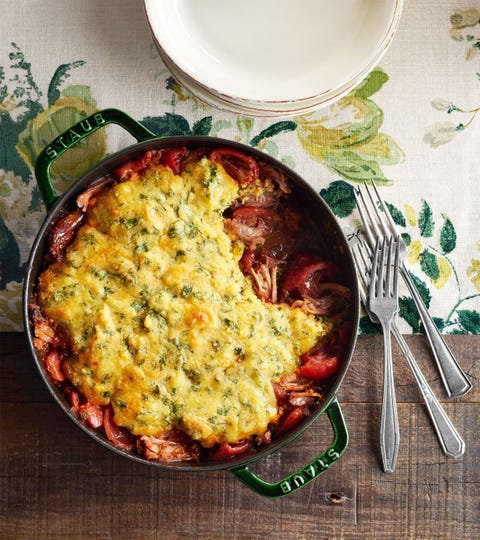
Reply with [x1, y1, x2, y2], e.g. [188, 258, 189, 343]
[391, 323, 465, 458]
[400, 263, 472, 398]
[380, 322, 400, 473]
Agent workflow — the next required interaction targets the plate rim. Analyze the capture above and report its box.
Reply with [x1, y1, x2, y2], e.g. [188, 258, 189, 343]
[144, 0, 403, 103]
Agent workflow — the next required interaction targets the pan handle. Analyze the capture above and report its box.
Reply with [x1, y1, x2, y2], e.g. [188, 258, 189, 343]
[34, 108, 156, 210]
[230, 398, 348, 498]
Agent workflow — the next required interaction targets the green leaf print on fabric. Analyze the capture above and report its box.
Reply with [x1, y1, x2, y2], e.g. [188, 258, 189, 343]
[399, 274, 433, 334]
[385, 202, 406, 227]
[191, 116, 212, 136]
[319, 180, 355, 218]
[141, 113, 192, 136]
[249, 121, 297, 147]
[401, 232, 411, 246]
[0, 44, 44, 179]
[0, 212, 21, 288]
[352, 68, 389, 100]
[371, 198, 480, 334]
[409, 272, 432, 308]
[419, 249, 440, 282]
[439, 215, 456, 254]
[0, 110, 32, 179]
[47, 61, 86, 105]
[358, 315, 382, 335]
[418, 200, 434, 237]
[399, 297, 421, 333]
[456, 310, 480, 334]
[321, 149, 392, 185]
[141, 113, 215, 137]
[295, 69, 404, 184]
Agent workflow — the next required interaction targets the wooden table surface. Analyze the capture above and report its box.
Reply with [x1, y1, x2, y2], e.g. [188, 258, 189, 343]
[1, 332, 478, 540]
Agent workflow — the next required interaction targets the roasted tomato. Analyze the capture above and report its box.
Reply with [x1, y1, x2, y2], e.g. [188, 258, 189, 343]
[276, 406, 305, 435]
[224, 206, 275, 249]
[210, 439, 252, 460]
[46, 209, 84, 263]
[113, 150, 156, 181]
[281, 253, 339, 299]
[232, 206, 274, 235]
[78, 402, 104, 429]
[233, 206, 274, 225]
[103, 406, 136, 452]
[44, 349, 65, 382]
[239, 248, 257, 274]
[62, 384, 81, 413]
[209, 148, 259, 185]
[160, 147, 189, 175]
[296, 353, 339, 381]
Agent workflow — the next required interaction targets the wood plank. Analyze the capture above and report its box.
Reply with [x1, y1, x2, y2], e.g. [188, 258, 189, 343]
[1, 400, 478, 540]
[1, 332, 478, 539]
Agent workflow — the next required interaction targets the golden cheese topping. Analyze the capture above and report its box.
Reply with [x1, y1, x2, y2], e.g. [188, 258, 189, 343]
[37, 159, 330, 446]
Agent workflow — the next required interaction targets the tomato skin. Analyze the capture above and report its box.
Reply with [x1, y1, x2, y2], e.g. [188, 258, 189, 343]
[297, 355, 339, 381]
[45, 349, 65, 382]
[103, 406, 136, 452]
[47, 209, 84, 263]
[239, 248, 256, 274]
[210, 439, 252, 460]
[281, 254, 339, 299]
[78, 402, 104, 429]
[209, 148, 259, 184]
[232, 206, 274, 238]
[276, 407, 305, 435]
[113, 151, 154, 180]
[160, 147, 189, 175]
[232, 206, 274, 227]
[63, 384, 81, 413]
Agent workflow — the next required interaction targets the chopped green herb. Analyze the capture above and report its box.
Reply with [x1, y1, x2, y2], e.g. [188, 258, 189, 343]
[181, 285, 193, 297]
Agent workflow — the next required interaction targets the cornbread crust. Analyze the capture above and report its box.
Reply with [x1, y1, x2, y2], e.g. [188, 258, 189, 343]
[36, 158, 330, 447]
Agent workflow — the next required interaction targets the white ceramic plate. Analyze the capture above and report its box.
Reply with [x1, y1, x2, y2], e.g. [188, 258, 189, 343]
[152, 11, 401, 119]
[158, 45, 362, 117]
[144, 0, 402, 104]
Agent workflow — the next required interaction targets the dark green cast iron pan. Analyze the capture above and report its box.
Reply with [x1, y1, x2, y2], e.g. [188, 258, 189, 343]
[23, 108, 359, 498]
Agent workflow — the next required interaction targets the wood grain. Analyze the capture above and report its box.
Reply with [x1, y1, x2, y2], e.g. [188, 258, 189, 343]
[1, 333, 479, 540]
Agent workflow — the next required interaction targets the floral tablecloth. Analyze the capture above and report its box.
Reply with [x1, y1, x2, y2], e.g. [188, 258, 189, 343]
[1, 0, 479, 333]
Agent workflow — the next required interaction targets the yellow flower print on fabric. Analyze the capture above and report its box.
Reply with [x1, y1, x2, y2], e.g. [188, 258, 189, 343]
[433, 257, 451, 289]
[295, 69, 404, 185]
[467, 242, 480, 291]
[16, 88, 106, 188]
[407, 240, 422, 265]
[0, 282, 24, 331]
[404, 204, 417, 227]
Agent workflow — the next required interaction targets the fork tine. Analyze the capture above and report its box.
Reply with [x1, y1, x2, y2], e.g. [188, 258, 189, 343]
[352, 242, 369, 300]
[371, 180, 399, 237]
[377, 238, 387, 297]
[384, 240, 391, 297]
[364, 181, 392, 240]
[352, 235, 466, 461]
[353, 187, 378, 247]
[357, 241, 371, 284]
[370, 238, 380, 297]
[392, 239, 400, 296]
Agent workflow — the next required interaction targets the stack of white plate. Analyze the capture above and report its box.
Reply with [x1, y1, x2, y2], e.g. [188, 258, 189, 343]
[144, 0, 403, 117]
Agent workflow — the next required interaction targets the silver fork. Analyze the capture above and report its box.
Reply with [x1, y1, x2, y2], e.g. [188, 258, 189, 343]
[368, 235, 401, 473]
[352, 238, 465, 460]
[354, 182, 472, 399]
